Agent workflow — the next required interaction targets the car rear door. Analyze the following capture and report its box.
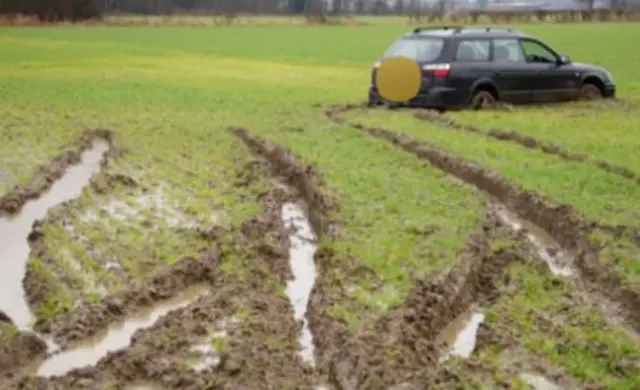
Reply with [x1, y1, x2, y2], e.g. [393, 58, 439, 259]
[447, 38, 493, 105]
[518, 38, 580, 103]
[490, 38, 534, 105]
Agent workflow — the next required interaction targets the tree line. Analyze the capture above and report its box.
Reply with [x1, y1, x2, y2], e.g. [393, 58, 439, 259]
[0, 0, 637, 23]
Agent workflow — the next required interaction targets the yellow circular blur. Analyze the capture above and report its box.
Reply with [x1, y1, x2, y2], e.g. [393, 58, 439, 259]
[375, 56, 421, 103]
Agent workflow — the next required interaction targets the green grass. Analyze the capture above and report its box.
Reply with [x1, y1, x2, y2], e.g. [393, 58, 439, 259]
[437, 236, 640, 390]
[346, 108, 640, 287]
[490, 262, 640, 390]
[1, 19, 639, 384]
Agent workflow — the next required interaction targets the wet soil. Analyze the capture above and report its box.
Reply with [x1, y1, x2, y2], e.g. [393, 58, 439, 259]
[0, 129, 116, 217]
[0, 327, 48, 375]
[33, 284, 211, 378]
[0, 138, 112, 329]
[331, 117, 640, 336]
[22, 169, 142, 317]
[231, 126, 536, 387]
[232, 127, 354, 385]
[469, 282, 614, 390]
[4, 156, 316, 388]
[33, 250, 221, 346]
[413, 109, 640, 186]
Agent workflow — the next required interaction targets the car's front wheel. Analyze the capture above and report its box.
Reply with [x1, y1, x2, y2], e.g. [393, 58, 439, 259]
[469, 90, 497, 110]
[578, 83, 603, 100]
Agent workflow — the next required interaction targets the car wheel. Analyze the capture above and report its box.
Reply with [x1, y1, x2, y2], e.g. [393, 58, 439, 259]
[578, 83, 603, 100]
[470, 90, 497, 110]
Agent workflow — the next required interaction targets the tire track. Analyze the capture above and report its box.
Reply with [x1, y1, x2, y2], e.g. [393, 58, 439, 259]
[230, 126, 546, 388]
[0, 129, 118, 217]
[338, 121, 640, 335]
[8, 159, 317, 389]
[326, 103, 640, 247]
[413, 109, 640, 186]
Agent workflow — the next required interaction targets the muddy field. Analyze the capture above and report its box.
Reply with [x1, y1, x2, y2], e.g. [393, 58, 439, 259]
[2, 23, 640, 390]
[0, 99, 637, 390]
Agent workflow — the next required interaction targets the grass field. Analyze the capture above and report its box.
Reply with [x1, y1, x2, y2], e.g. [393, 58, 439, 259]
[0, 19, 639, 389]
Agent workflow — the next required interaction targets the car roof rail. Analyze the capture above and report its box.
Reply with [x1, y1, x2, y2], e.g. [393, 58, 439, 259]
[412, 25, 521, 35]
[412, 25, 463, 34]
[457, 26, 520, 33]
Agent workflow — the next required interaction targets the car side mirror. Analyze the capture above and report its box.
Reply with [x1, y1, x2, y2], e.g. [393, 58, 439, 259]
[557, 54, 571, 65]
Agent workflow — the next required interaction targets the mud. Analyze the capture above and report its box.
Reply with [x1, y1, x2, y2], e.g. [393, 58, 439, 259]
[0, 138, 111, 329]
[0, 129, 116, 216]
[491, 203, 575, 277]
[324, 102, 369, 125]
[34, 284, 210, 377]
[0, 326, 48, 375]
[413, 109, 640, 186]
[231, 126, 540, 387]
[6, 165, 316, 389]
[231, 127, 354, 385]
[32, 251, 221, 346]
[342, 121, 640, 335]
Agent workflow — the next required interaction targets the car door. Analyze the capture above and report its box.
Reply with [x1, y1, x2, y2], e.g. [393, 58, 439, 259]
[491, 38, 534, 105]
[518, 39, 580, 103]
[447, 38, 493, 105]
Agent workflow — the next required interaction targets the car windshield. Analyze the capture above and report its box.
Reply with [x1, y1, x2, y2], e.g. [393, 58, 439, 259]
[383, 38, 444, 62]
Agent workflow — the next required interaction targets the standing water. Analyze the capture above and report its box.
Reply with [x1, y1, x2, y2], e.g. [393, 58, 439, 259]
[0, 140, 110, 329]
[492, 204, 575, 277]
[35, 284, 209, 377]
[281, 203, 318, 366]
[440, 310, 486, 361]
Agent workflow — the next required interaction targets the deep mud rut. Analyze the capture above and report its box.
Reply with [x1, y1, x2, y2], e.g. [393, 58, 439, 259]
[3, 114, 638, 388]
[1, 130, 316, 389]
[326, 104, 640, 335]
[230, 126, 556, 388]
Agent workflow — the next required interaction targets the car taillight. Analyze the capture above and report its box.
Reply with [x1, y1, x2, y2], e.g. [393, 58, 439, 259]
[422, 63, 450, 78]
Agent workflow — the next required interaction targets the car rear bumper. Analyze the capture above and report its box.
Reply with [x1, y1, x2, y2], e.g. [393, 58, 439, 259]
[368, 86, 468, 110]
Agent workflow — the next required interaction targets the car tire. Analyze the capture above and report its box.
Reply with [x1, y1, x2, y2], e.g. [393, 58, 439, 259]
[578, 83, 603, 100]
[469, 90, 497, 110]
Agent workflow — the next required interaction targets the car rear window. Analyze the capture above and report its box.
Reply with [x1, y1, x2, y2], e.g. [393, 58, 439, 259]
[383, 38, 445, 63]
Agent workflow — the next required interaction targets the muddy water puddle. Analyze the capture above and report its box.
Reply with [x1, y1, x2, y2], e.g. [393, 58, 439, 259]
[492, 204, 575, 277]
[520, 373, 562, 390]
[282, 202, 318, 367]
[0, 140, 109, 329]
[34, 284, 209, 377]
[439, 309, 485, 361]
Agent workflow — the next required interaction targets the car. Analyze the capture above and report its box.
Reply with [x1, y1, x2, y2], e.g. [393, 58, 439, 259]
[368, 25, 616, 110]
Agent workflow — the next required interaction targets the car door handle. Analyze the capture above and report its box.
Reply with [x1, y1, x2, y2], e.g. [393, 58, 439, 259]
[494, 72, 501, 76]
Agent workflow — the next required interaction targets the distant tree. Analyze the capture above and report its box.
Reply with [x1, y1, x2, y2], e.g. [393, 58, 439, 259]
[0, 0, 103, 22]
[289, 0, 306, 13]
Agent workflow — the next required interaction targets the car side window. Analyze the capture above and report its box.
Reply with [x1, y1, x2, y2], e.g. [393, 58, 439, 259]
[519, 39, 558, 64]
[492, 39, 525, 63]
[455, 39, 490, 62]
